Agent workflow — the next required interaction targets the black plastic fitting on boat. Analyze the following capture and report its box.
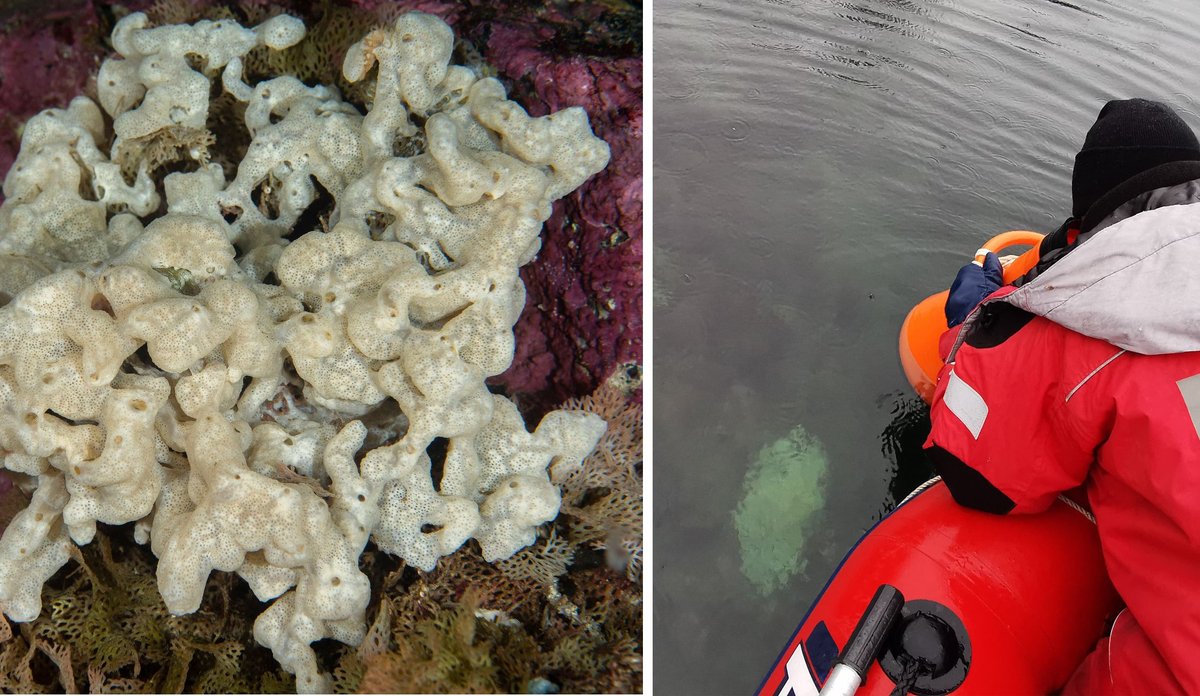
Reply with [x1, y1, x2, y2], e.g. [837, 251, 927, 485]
[880, 599, 972, 695]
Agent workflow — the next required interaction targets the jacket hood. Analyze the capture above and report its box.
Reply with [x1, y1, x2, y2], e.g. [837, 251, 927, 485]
[1002, 181, 1200, 354]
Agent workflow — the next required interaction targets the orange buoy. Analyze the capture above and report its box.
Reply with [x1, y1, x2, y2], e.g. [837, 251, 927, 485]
[898, 231, 1044, 404]
[756, 482, 1119, 696]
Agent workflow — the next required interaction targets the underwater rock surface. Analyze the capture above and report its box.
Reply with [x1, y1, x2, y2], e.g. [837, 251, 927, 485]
[473, 6, 643, 416]
[0, 1, 108, 179]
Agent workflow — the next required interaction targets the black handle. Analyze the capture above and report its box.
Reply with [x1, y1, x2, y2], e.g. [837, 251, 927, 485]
[839, 584, 906, 677]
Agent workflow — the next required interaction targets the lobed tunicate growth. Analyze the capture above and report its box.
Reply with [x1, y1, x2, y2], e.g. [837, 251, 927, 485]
[734, 425, 829, 596]
[0, 10, 609, 692]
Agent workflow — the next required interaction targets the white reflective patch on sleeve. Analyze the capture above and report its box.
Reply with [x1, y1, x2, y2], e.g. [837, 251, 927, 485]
[1177, 374, 1200, 440]
[944, 370, 988, 439]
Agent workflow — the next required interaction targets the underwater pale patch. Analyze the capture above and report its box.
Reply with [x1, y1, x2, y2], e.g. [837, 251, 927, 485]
[734, 424, 829, 595]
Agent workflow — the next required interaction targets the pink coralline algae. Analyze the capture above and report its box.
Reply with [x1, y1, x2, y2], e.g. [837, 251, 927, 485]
[468, 8, 643, 417]
[0, 3, 107, 179]
[0, 1, 643, 421]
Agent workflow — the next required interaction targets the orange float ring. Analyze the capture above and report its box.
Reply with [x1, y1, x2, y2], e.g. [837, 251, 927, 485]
[898, 231, 1044, 404]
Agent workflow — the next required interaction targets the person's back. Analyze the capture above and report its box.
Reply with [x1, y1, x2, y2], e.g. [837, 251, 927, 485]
[925, 99, 1200, 694]
[1091, 349, 1200, 694]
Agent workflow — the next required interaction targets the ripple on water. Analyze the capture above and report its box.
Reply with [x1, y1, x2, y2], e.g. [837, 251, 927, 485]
[723, 119, 750, 141]
[657, 132, 711, 173]
[748, 235, 774, 258]
[662, 68, 704, 100]
[832, 1, 925, 40]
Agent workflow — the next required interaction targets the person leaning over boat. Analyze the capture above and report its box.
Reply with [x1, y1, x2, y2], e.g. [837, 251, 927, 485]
[925, 98, 1200, 696]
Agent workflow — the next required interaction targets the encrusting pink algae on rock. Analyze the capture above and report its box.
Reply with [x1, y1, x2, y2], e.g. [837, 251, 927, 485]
[0, 2, 108, 179]
[472, 6, 643, 417]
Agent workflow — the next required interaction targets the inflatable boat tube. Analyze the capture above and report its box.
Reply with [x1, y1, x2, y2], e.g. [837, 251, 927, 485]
[756, 481, 1119, 696]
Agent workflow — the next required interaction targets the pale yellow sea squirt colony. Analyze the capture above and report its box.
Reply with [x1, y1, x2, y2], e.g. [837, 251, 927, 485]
[0, 10, 610, 692]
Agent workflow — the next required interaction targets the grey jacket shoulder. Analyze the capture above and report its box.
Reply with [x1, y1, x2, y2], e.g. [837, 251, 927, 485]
[1004, 194, 1200, 355]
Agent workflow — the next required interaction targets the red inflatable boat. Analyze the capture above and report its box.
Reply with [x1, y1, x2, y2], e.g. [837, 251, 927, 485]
[756, 481, 1119, 695]
[757, 234, 1121, 695]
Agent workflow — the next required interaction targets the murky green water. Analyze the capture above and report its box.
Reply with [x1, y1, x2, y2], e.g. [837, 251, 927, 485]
[653, 1, 1200, 692]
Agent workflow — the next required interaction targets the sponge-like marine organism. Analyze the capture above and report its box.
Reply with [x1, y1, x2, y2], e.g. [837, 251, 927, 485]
[734, 425, 829, 595]
[0, 9, 609, 692]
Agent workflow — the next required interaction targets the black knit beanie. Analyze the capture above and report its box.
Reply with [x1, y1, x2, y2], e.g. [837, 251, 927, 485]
[1072, 98, 1200, 219]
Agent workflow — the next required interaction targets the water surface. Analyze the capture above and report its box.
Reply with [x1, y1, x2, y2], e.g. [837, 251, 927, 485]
[653, 1, 1200, 693]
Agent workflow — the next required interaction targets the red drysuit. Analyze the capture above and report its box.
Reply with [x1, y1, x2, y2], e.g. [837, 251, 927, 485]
[926, 198, 1200, 695]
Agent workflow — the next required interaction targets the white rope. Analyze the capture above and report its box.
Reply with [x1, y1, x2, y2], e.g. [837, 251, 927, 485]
[899, 476, 1096, 525]
[898, 476, 942, 506]
[1056, 492, 1097, 524]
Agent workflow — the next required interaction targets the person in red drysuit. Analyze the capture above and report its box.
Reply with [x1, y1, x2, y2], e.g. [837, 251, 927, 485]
[925, 98, 1200, 695]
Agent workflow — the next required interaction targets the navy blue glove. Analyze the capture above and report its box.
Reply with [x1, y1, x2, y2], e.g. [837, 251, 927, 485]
[945, 252, 1002, 328]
